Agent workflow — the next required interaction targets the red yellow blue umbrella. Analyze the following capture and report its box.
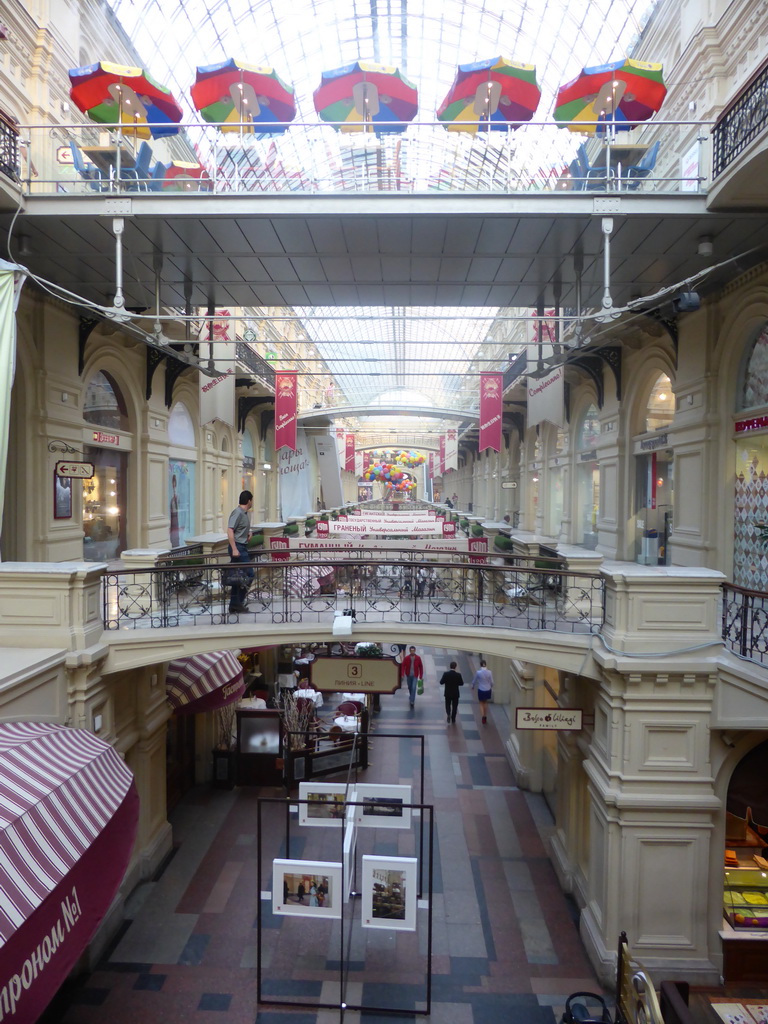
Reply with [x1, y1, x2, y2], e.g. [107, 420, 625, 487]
[437, 57, 541, 133]
[313, 61, 418, 134]
[68, 61, 182, 138]
[190, 58, 296, 135]
[554, 57, 666, 134]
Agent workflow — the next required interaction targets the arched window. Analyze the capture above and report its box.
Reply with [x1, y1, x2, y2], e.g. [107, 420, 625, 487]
[83, 371, 128, 430]
[577, 404, 600, 450]
[739, 323, 768, 411]
[168, 402, 195, 447]
[645, 374, 674, 433]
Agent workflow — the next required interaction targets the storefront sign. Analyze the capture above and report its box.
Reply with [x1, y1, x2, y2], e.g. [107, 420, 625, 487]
[92, 431, 120, 447]
[638, 433, 668, 451]
[579, 449, 598, 461]
[468, 536, 488, 563]
[735, 416, 768, 434]
[311, 655, 399, 694]
[515, 707, 582, 731]
[55, 461, 94, 479]
[269, 536, 290, 561]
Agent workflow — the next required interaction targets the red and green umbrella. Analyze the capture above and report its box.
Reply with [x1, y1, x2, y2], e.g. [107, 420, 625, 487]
[554, 57, 666, 134]
[68, 61, 182, 138]
[190, 58, 296, 134]
[314, 61, 418, 133]
[437, 56, 541, 133]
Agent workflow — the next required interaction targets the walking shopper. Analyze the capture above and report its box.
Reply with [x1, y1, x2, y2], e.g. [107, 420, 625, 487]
[227, 490, 254, 613]
[439, 660, 464, 723]
[471, 659, 493, 724]
[400, 646, 424, 708]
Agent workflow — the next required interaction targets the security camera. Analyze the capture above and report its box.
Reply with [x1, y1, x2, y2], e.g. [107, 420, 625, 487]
[673, 292, 701, 313]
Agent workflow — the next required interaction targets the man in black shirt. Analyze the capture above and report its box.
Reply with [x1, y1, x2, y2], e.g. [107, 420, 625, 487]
[439, 661, 464, 724]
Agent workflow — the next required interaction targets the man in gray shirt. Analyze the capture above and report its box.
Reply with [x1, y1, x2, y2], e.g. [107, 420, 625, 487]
[226, 490, 253, 614]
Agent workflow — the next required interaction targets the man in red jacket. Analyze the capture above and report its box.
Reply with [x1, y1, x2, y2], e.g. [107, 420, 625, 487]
[401, 646, 424, 708]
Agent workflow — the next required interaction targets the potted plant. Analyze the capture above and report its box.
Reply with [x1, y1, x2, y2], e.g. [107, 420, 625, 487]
[354, 641, 383, 657]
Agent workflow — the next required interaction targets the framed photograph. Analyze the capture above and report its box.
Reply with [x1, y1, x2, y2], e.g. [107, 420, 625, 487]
[54, 472, 72, 520]
[361, 856, 418, 931]
[353, 783, 412, 829]
[298, 781, 352, 827]
[272, 859, 342, 919]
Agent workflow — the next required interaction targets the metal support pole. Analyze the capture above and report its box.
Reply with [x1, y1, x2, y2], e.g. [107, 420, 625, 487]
[112, 217, 125, 309]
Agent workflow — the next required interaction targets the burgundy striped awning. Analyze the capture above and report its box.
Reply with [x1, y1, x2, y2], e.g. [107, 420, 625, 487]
[165, 650, 245, 715]
[0, 722, 139, 1022]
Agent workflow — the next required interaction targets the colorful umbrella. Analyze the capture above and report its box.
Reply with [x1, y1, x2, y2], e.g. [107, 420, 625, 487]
[190, 58, 296, 134]
[68, 61, 182, 138]
[554, 57, 666, 135]
[437, 56, 541, 133]
[314, 61, 418, 133]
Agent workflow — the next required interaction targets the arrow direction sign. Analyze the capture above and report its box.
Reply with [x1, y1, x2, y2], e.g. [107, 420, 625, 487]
[56, 461, 95, 479]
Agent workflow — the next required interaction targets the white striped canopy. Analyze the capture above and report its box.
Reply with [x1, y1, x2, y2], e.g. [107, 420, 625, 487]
[165, 650, 245, 715]
[0, 722, 138, 1020]
[0, 722, 137, 946]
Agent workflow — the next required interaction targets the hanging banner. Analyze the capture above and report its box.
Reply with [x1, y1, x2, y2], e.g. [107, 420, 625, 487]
[275, 371, 298, 451]
[199, 308, 235, 428]
[315, 435, 344, 508]
[479, 372, 503, 453]
[439, 436, 446, 475]
[278, 428, 313, 519]
[526, 309, 558, 370]
[0, 259, 27, 550]
[528, 366, 564, 427]
[363, 451, 371, 473]
[355, 451, 364, 478]
[445, 428, 458, 472]
[345, 433, 355, 473]
[335, 427, 346, 463]
[428, 452, 434, 479]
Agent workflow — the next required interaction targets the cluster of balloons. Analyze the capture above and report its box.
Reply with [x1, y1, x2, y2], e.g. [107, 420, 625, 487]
[363, 461, 416, 491]
[369, 449, 426, 467]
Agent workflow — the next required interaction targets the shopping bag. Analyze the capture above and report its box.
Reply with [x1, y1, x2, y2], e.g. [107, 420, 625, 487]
[222, 565, 249, 588]
[416, 677, 424, 695]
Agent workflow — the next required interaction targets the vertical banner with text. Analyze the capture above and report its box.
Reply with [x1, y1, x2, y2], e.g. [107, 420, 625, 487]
[439, 435, 446, 475]
[445, 428, 458, 472]
[345, 433, 355, 473]
[275, 371, 298, 451]
[527, 366, 564, 428]
[428, 452, 434, 479]
[479, 372, 503, 453]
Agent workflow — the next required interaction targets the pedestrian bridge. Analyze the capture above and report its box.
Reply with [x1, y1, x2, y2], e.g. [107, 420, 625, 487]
[0, 555, 727, 683]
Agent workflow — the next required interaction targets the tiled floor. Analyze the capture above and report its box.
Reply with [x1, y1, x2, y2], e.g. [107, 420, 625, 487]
[44, 648, 614, 1023]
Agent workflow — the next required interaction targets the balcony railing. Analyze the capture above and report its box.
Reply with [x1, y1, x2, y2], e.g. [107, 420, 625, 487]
[102, 552, 604, 634]
[722, 581, 768, 666]
[236, 342, 276, 387]
[0, 111, 20, 182]
[17, 120, 711, 198]
[712, 56, 768, 179]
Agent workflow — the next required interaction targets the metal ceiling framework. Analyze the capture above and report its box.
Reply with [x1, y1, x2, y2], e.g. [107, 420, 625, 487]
[88, 0, 663, 423]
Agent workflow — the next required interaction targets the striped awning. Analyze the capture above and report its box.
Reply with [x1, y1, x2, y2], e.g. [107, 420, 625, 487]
[0, 722, 139, 1022]
[165, 650, 245, 715]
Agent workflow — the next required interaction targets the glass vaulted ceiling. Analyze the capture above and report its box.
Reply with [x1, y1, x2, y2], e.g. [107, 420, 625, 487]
[105, 0, 659, 417]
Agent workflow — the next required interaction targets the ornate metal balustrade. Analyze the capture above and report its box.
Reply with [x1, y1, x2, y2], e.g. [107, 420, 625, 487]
[102, 553, 604, 634]
[712, 57, 768, 179]
[0, 111, 19, 182]
[722, 581, 768, 666]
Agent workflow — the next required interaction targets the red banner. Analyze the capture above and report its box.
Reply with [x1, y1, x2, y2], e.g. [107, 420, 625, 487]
[363, 451, 371, 472]
[479, 372, 503, 453]
[439, 435, 446, 475]
[428, 452, 434, 479]
[345, 433, 355, 473]
[275, 372, 298, 451]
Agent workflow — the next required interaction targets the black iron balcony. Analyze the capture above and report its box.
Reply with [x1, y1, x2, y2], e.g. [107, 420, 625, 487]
[0, 110, 20, 182]
[712, 55, 768, 179]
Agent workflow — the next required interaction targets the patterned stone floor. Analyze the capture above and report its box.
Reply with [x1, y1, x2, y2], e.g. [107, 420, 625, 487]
[43, 648, 611, 1023]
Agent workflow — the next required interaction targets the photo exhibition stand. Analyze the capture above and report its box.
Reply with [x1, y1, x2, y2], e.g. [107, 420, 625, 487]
[256, 730, 434, 1018]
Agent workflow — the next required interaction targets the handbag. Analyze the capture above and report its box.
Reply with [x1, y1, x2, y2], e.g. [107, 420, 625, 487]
[416, 677, 424, 695]
[222, 565, 249, 588]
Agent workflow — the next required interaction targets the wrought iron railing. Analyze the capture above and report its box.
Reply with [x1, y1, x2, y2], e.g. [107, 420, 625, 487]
[712, 57, 768, 179]
[722, 581, 768, 665]
[0, 111, 20, 182]
[236, 342, 276, 387]
[101, 553, 604, 634]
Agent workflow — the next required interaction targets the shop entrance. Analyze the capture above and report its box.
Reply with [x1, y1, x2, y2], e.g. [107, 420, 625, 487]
[634, 449, 673, 565]
[82, 447, 128, 561]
